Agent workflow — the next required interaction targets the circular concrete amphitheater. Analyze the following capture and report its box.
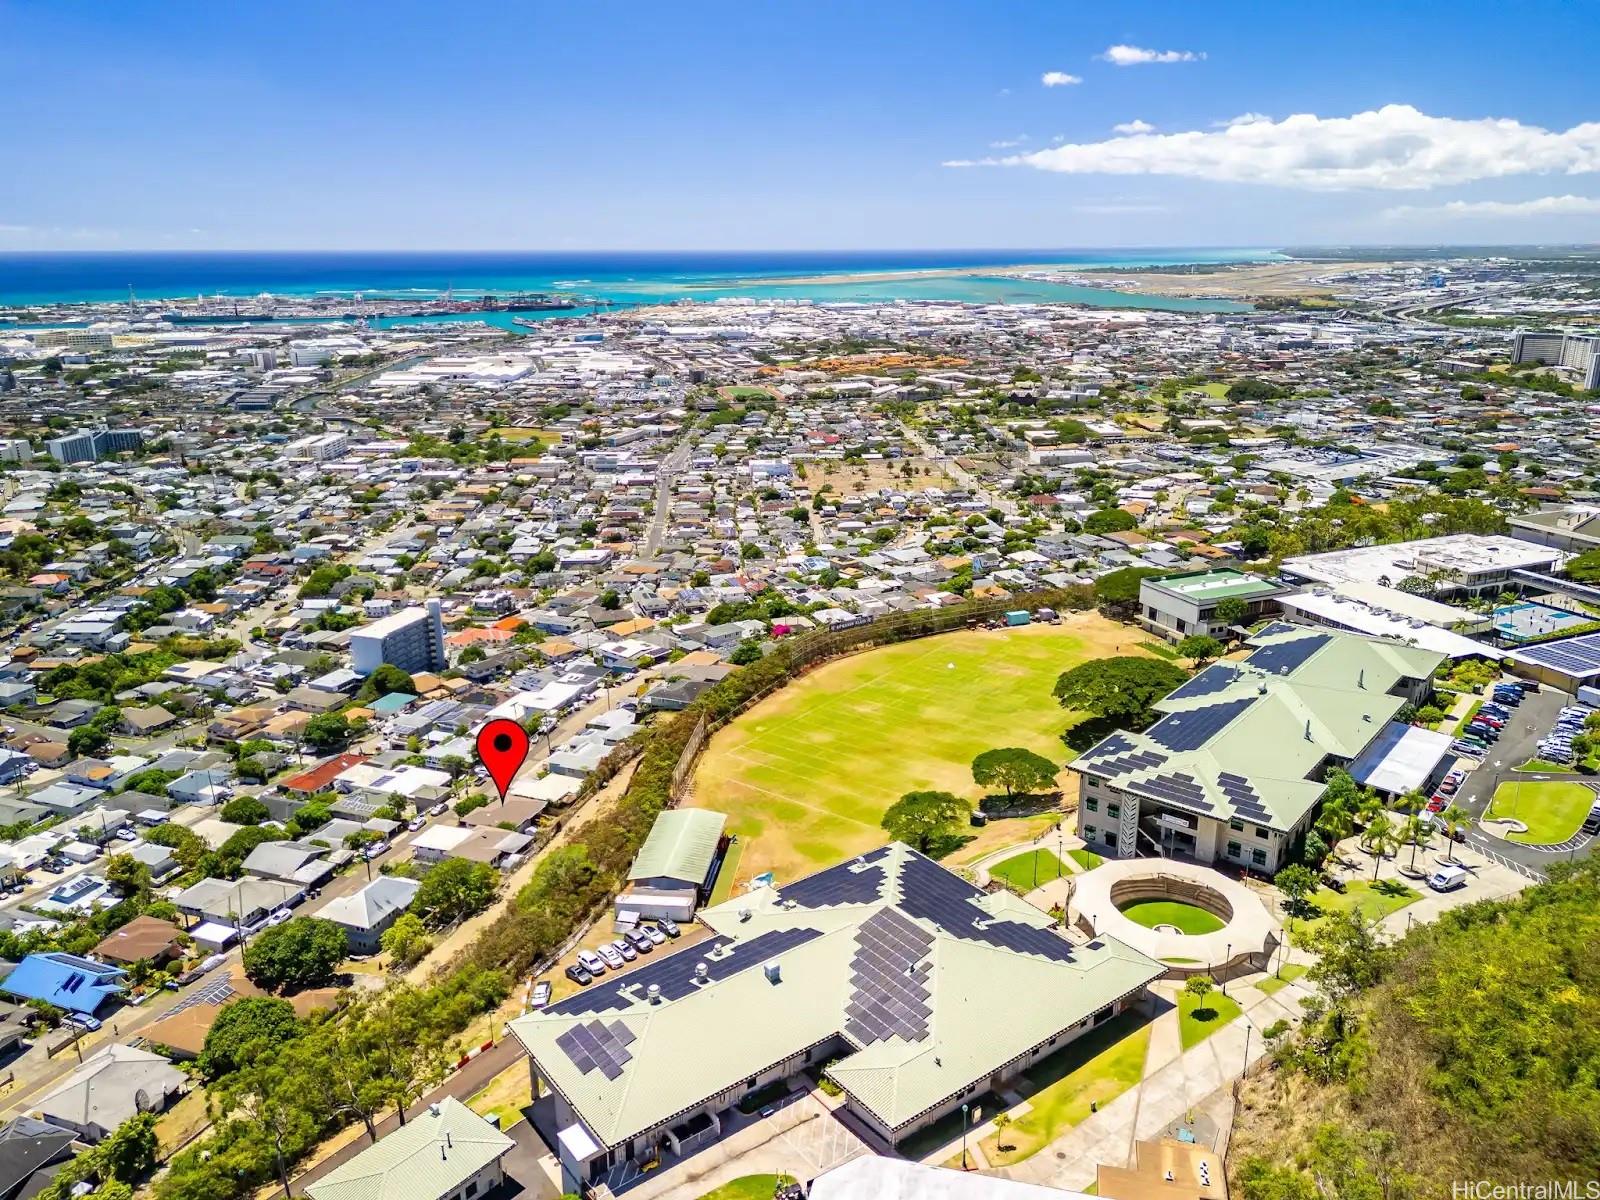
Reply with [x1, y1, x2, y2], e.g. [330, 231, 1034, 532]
[1071, 857, 1282, 981]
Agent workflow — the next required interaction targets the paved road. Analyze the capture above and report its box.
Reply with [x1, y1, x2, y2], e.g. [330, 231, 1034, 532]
[642, 439, 691, 558]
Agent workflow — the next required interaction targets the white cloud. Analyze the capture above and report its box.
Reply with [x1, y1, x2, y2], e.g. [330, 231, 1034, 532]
[989, 136, 1029, 150]
[966, 104, 1600, 191]
[1112, 119, 1155, 135]
[1041, 71, 1082, 87]
[1384, 194, 1600, 219]
[1100, 44, 1204, 66]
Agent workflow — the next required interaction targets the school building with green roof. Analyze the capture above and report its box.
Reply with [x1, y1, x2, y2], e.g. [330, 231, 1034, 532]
[511, 842, 1162, 1192]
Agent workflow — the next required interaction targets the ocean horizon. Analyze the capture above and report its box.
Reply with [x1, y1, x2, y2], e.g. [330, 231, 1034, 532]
[0, 247, 1279, 311]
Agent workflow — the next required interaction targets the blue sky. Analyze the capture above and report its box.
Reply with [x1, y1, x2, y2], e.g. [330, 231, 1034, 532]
[2, 0, 1598, 250]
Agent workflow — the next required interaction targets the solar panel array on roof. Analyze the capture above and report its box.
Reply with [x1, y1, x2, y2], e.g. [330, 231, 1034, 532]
[1217, 772, 1272, 823]
[778, 850, 888, 909]
[1131, 771, 1213, 813]
[1246, 633, 1330, 677]
[547, 926, 826, 1016]
[1088, 749, 1169, 777]
[556, 1018, 637, 1081]
[895, 855, 1075, 963]
[1078, 732, 1136, 763]
[1515, 632, 1600, 676]
[1146, 696, 1256, 752]
[1252, 621, 1302, 640]
[1165, 664, 1240, 702]
[845, 907, 933, 1045]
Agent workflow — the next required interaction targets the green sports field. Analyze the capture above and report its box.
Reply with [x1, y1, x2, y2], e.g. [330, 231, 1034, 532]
[691, 615, 1142, 882]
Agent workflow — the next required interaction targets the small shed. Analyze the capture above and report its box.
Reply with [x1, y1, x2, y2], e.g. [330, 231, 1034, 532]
[615, 809, 727, 921]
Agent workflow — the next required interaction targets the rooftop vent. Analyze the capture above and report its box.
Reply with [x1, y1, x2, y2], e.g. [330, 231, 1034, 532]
[694, 961, 709, 982]
[763, 960, 782, 984]
[647, 983, 662, 1005]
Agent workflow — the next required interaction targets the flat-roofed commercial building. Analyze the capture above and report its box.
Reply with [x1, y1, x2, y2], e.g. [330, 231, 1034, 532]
[512, 843, 1162, 1192]
[1138, 568, 1290, 642]
[1072, 624, 1444, 874]
[1279, 534, 1563, 599]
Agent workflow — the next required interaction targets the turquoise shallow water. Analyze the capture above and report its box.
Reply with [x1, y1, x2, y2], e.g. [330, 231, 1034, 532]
[0, 249, 1273, 317]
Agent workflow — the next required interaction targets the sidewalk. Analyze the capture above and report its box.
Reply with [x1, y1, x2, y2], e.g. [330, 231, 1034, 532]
[990, 972, 1314, 1193]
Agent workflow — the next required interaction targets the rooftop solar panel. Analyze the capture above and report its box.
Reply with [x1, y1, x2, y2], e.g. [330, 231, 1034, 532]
[1515, 633, 1600, 675]
[1165, 665, 1240, 702]
[779, 856, 887, 909]
[1146, 697, 1255, 752]
[895, 855, 1075, 963]
[1246, 633, 1330, 677]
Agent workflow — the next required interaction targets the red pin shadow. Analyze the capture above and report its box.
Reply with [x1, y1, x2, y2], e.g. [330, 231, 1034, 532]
[476, 718, 531, 802]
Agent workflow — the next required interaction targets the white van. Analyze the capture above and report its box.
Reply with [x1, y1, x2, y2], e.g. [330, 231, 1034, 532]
[1427, 863, 1467, 893]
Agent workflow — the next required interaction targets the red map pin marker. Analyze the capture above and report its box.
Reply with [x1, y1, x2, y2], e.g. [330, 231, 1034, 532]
[476, 718, 530, 802]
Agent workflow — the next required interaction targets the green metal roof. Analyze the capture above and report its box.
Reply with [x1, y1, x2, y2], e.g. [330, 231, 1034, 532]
[512, 844, 1163, 1149]
[627, 809, 726, 884]
[1146, 568, 1284, 602]
[303, 1097, 512, 1200]
[1072, 623, 1446, 831]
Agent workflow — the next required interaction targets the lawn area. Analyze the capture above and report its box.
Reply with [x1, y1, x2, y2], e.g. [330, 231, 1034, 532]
[691, 616, 1146, 881]
[980, 1010, 1152, 1166]
[1116, 900, 1226, 935]
[697, 1176, 795, 1200]
[465, 1060, 532, 1131]
[1291, 879, 1420, 941]
[709, 837, 745, 905]
[1489, 780, 1596, 844]
[1179, 988, 1244, 1050]
[1255, 963, 1308, 997]
[1069, 847, 1104, 871]
[1516, 758, 1577, 773]
[989, 848, 1067, 891]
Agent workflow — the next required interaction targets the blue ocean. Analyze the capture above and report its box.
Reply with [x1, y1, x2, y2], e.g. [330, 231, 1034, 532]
[0, 248, 1278, 318]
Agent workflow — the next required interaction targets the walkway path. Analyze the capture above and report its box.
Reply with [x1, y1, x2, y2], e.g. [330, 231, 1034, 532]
[991, 970, 1315, 1193]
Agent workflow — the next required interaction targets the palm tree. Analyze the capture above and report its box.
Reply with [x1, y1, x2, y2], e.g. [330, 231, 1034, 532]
[1403, 814, 1433, 873]
[1361, 812, 1396, 880]
[1439, 803, 1470, 865]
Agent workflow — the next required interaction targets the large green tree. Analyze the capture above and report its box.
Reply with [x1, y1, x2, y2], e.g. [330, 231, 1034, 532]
[880, 791, 971, 855]
[970, 747, 1059, 800]
[198, 996, 302, 1082]
[242, 917, 347, 992]
[412, 858, 497, 927]
[1053, 656, 1188, 729]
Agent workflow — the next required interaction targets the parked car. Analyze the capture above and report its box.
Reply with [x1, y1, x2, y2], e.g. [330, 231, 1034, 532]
[640, 924, 667, 946]
[577, 949, 608, 975]
[66, 1013, 101, 1033]
[611, 938, 637, 962]
[623, 929, 654, 954]
[114, 827, 138, 843]
[428, 802, 448, 817]
[266, 908, 293, 927]
[596, 943, 625, 970]
[564, 964, 592, 987]
[407, 816, 426, 832]
[363, 840, 390, 860]
[658, 917, 681, 938]
[530, 980, 553, 1008]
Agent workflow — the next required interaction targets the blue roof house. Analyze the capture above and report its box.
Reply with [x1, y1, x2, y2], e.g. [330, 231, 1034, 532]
[1, 953, 126, 1015]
